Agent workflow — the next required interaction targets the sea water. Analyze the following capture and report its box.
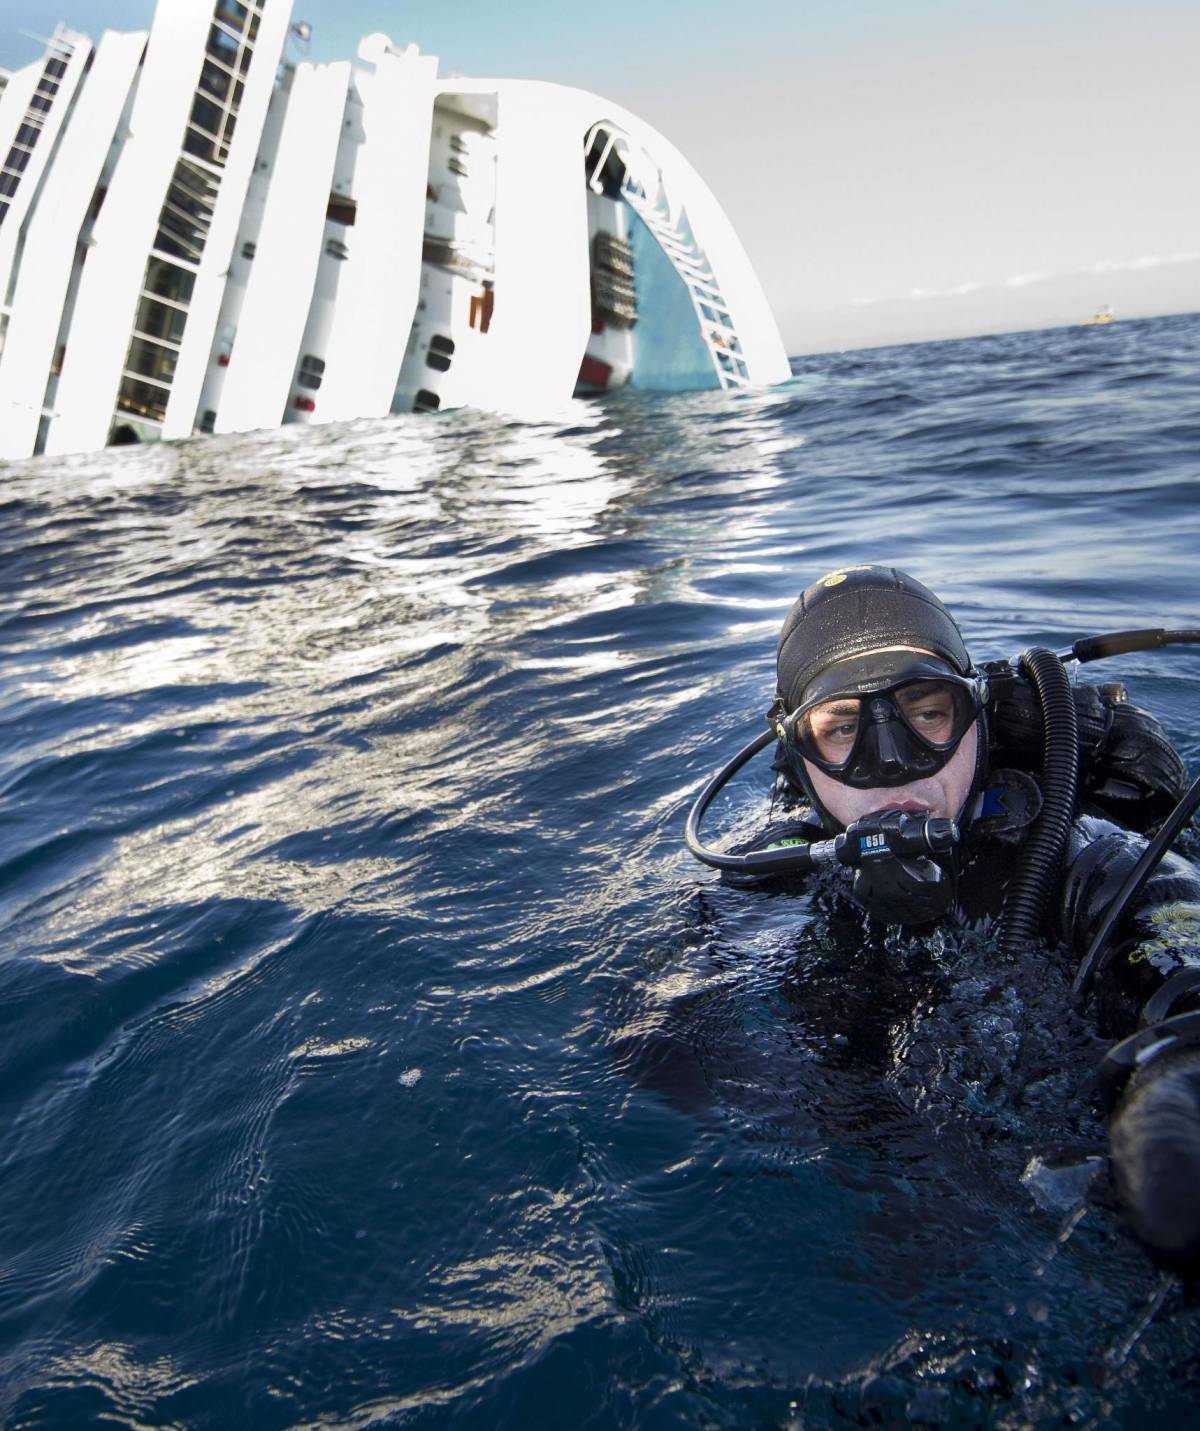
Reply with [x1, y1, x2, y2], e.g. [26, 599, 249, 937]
[1, 313, 1199, 1428]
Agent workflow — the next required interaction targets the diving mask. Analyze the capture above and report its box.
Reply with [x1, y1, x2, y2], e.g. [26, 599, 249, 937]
[775, 652, 988, 790]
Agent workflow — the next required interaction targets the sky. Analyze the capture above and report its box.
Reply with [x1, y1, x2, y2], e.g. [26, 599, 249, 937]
[2, 0, 1197, 353]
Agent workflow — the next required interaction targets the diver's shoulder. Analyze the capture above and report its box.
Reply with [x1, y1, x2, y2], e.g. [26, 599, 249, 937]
[987, 670, 1187, 832]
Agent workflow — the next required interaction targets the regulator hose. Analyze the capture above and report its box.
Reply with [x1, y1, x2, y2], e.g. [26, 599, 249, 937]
[684, 732, 959, 882]
[999, 647, 1080, 953]
[1071, 770, 1200, 998]
[684, 729, 812, 876]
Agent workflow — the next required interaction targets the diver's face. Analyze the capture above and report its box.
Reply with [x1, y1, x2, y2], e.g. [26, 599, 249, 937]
[804, 719, 979, 827]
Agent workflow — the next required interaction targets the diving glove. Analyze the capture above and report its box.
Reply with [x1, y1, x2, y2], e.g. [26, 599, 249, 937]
[1109, 1047, 1200, 1278]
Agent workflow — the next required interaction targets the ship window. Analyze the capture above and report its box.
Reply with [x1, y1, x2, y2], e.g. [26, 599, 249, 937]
[158, 202, 210, 259]
[37, 79, 59, 98]
[5, 149, 30, 173]
[199, 60, 232, 102]
[169, 158, 219, 209]
[0, 174, 18, 198]
[159, 173, 215, 254]
[134, 296, 188, 344]
[204, 58, 235, 88]
[206, 24, 240, 63]
[191, 94, 224, 135]
[44, 58, 67, 78]
[414, 390, 441, 412]
[116, 377, 169, 422]
[326, 194, 356, 226]
[183, 126, 220, 165]
[29, 95, 52, 113]
[154, 231, 198, 264]
[241, 240, 256, 259]
[210, 14, 243, 46]
[325, 237, 349, 260]
[190, 96, 224, 140]
[429, 335, 455, 355]
[215, 0, 250, 28]
[125, 336, 179, 384]
[297, 354, 325, 390]
[246, 12, 260, 43]
[199, 409, 217, 434]
[238, 45, 254, 75]
[421, 236, 454, 269]
[15, 125, 39, 147]
[144, 257, 196, 306]
[425, 351, 451, 372]
[448, 159, 467, 178]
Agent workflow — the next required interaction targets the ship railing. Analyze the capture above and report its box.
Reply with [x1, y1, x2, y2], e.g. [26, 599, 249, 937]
[619, 174, 749, 387]
[583, 120, 749, 387]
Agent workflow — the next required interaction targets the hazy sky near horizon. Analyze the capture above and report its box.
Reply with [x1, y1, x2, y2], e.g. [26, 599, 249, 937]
[2, 0, 1196, 351]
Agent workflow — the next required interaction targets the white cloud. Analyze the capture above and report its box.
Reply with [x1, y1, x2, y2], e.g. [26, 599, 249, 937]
[834, 251, 1200, 315]
[1090, 252, 1200, 275]
[888, 280, 984, 303]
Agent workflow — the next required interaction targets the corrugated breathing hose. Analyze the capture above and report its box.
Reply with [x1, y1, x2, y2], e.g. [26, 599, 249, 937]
[999, 647, 1080, 954]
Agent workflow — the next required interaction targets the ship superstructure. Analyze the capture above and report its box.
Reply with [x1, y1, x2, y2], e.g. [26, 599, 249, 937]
[0, 0, 788, 459]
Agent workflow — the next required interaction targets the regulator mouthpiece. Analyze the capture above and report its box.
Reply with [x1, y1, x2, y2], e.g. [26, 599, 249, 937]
[843, 809, 961, 926]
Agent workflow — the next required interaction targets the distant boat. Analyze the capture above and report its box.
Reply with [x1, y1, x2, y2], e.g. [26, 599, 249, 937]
[1083, 307, 1114, 326]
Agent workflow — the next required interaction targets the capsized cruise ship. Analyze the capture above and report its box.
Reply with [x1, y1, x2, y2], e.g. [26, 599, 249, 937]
[0, 0, 789, 459]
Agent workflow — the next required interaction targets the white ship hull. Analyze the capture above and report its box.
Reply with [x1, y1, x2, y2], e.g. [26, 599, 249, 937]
[0, 1, 789, 460]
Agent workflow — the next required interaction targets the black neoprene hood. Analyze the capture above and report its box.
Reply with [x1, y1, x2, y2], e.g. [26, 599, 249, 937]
[776, 565, 972, 711]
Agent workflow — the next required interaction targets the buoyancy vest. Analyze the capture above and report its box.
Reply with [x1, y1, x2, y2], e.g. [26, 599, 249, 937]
[983, 664, 1187, 832]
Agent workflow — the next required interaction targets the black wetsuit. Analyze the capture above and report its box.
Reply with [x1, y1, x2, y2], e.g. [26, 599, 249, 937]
[729, 764, 1200, 1053]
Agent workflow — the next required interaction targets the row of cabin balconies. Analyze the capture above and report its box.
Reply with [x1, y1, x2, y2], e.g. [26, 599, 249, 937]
[590, 231, 637, 329]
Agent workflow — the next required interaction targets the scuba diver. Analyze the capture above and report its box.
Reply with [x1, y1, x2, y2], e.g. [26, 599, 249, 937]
[686, 564, 1200, 1277]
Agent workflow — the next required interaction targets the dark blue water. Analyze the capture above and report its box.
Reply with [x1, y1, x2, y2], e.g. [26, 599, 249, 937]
[2, 313, 1199, 1429]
